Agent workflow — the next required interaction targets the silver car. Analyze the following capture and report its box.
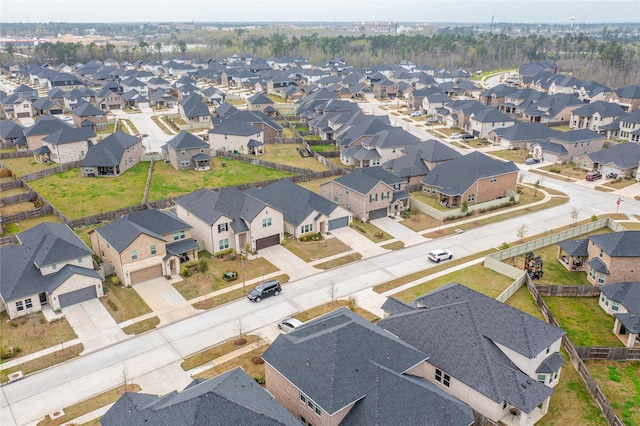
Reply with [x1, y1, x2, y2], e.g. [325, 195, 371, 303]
[428, 249, 453, 263]
[277, 317, 303, 333]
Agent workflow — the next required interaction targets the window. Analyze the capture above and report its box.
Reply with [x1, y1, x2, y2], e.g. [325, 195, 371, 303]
[598, 273, 606, 284]
[16, 301, 24, 311]
[490, 177, 497, 183]
[219, 238, 229, 250]
[262, 218, 272, 228]
[371, 159, 380, 166]
[589, 267, 596, 280]
[96, 114, 103, 119]
[307, 399, 313, 409]
[52, 263, 57, 270]
[300, 416, 306, 425]
[315, 406, 321, 416]
[334, 196, 339, 203]
[218, 223, 228, 233]
[612, 302, 620, 312]
[552, 370, 559, 381]
[174, 230, 186, 240]
[181, 149, 186, 155]
[503, 402, 508, 410]
[150, 245, 157, 255]
[546, 346, 550, 354]
[301, 224, 313, 234]
[25, 298, 32, 309]
[78, 257, 83, 263]
[300, 393, 306, 403]
[599, 248, 604, 258]
[181, 160, 189, 166]
[369, 193, 378, 202]
[131, 250, 138, 260]
[381, 191, 389, 200]
[435, 368, 450, 388]
[200, 147, 205, 153]
[467, 194, 475, 202]
[537, 374, 546, 383]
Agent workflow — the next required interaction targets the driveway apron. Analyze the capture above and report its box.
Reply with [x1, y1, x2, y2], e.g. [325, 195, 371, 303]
[133, 277, 199, 326]
[63, 299, 127, 354]
[258, 245, 316, 281]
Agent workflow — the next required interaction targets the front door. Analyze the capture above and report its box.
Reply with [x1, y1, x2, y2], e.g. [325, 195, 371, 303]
[39, 292, 47, 305]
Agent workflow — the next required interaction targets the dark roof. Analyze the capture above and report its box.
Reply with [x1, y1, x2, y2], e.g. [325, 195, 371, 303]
[588, 257, 610, 274]
[549, 128, 602, 143]
[0, 223, 96, 301]
[247, 92, 274, 105]
[72, 101, 104, 117]
[535, 141, 568, 155]
[614, 313, 640, 333]
[101, 367, 299, 426]
[209, 119, 262, 137]
[42, 126, 96, 145]
[179, 96, 210, 118]
[491, 122, 558, 142]
[536, 353, 565, 374]
[557, 239, 589, 257]
[325, 167, 403, 195]
[421, 151, 518, 196]
[165, 131, 208, 151]
[246, 179, 342, 227]
[383, 154, 430, 179]
[378, 283, 565, 413]
[81, 131, 142, 168]
[585, 143, 640, 170]
[589, 231, 640, 257]
[95, 209, 192, 253]
[0, 119, 26, 139]
[613, 85, 640, 99]
[571, 101, 625, 118]
[471, 108, 514, 123]
[24, 115, 73, 136]
[600, 282, 640, 313]
[175, 187, 270, 232]
[363, 128, 419, 150]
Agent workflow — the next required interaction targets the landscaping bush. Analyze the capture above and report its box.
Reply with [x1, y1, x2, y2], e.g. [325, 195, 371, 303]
[549, 167, 561, 173]
[107, 299, 118, 311]
[254, 375, 266, 385]
[198, 258, 209, 273]
[299, 232, 323, 242]
[111, 276, 120, 286]
[0, 346, 22, 360]
[214, 248, 236, 258]
[181, 265, 189, 277]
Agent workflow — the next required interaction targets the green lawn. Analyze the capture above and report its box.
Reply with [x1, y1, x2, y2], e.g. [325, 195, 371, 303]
[29, 162, 149, 219]
[102, 278, 153, 323]
[490, 149, 532, 164]
[1, 215, 61, 236]
[0, 157, 59, 177]
[504, 285, 546, 321]
[587, 361, 640, 425]
[310, 144, 337, 153]
[259, 144, 330, 172]
[147, 158, 295, 201]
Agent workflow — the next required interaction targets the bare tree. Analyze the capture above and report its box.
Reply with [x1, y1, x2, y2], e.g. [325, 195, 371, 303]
[235, 317, 246, 345]
[570, 208, 579, 226]
[121, 366, 130, 393]
[517, 224, 528, 243]
[327, 281, 338, 307]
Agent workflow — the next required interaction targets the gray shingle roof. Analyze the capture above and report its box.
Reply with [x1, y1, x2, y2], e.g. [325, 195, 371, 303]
[81, 131, 142, 168]
[536, 352, 565, 374]
[471, 108, 515, 123]
[327, 167, 403, 195]
[378, 283, 565, 413]
[613, 84, 640, 99]
[363, 128, 419, 150]
[421, 151, 518, 196]
[72, 101, 104, 117]
[589, 231, 640, 257]
[600, 282, 640, 313]
[586, 142, 640, 170]
[101, 367, 299, 426]
[247, 92, 274, 105]
[491, 122, 558, 142]
[588, 257, 610, 274]
[615, 313, 640, 333]
[209, 119, 261, 137]
[557, 239, 589, 257]
[179, 96, 210, 118]
[571, 100, 624, 118]
[549, 128, 601, 143]
[42, 126, 96, 145]
[0, 119, 26, 139]
[535, 141, 568, 155]
[24, 115, 73, 136]
[165, 131, 208, 150]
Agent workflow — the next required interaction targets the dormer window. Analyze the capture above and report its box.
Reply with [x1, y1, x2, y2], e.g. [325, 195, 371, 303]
[52, 264, 57, 270]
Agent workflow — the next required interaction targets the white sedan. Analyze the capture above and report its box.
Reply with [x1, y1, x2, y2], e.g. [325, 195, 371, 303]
[277, 317, 303, 333]
[428, 249, 453, 263]
[450, 133, 463, 139]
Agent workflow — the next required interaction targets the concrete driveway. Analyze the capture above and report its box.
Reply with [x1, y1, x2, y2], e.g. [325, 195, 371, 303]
[133, 276, 198, 326]
[258, 244, 316, 281]
[111, 108, 177, 153]
[63, 299, 127, 354]
[329, 226, 387, 258]
[371, 217, 429, 247]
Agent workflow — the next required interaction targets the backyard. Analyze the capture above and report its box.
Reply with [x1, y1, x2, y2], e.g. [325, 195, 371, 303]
[257, 143, 330, 172]
[586, 361, 640, 425]
[1, 214, 61, 236]
[1, 157, 60, 177]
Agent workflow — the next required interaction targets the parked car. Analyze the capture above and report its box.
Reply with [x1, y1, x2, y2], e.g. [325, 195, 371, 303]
[525, 157, 541, 165]
[427, 249, 453, 263]
[277, 317, 303, 333]
[606, 172, 618, 179]
[460, 134, 475, 139]
[247, 279, 282, 302]
[426, 117, 439, 123]
[410, 111, 423, 117]
[585, 171, 602, 181]
[450, 133, 463, 139]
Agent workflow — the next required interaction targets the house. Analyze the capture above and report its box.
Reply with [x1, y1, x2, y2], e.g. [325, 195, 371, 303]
[201, 86, 226, 105]
[340, 127, 420, 167]
[0, 223, 103, 319]
[12, 84, 39, 102]
[146, 76, 171, 93]
[246, 92, 275, 113]
[576, 81, 610, 103]
[178, 95, 211, 124]
[521, 93, 584, 126]
[121, 77, 148, 97]
[383, 139, 462, 186]
[378, 283, 566, 426]
[80, 131, 144, 177]
[599, 109, 640, 143]
[174, 187, 285, 254]
[442, 100, 486, 132]
[468, 108, 516, 139]
[576, 142, 640, 178]
[487, 122, 557, 150]
[31, 97, 63, 117]
[420, 151, 519, 209]
[319, 167, 410, 221]
[605, 84, 640, 112]
[97, 87, 124, 110]
[479, 84, 518, 107]
[38, 126, 97, 164]
[598, 282, 640, 348]
[569, 101, 625, 132]
[71, 101, 108, 131]
[372, 78, 399, 98]
[262, 307, 474, 426]
[0, 119, 27, 149]
[221, 109, 284, 142]
[0, 94, 33, 119]
[246, 179, 352, 237]
[89, 209, 198, 286]
[102, 367, 299, 426]
[24, 114, 73, 151]
[208, 118, 263, 155]
[161, 131, 211, 171]
[556, 231, 640, 285]
[121, 90, 149, 109]
[532, 129, 605, 164]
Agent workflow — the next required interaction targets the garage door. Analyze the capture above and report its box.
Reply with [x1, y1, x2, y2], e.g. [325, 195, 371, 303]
[108, 104, 121, 110]
[368, 207, 388, 220]
[255, 234, 280, 250]
[328, 216, 349, 230]
[130, 264, 162, 284]
[17, 112, 30, 118]
[59, 286, 97, 308]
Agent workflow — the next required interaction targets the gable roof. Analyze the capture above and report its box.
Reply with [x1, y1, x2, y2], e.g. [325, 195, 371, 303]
[164, 131, 208, 151]
[72, 101, 104, 117]
[571, 100, 625, 118]
[421, 151, 518, 196]
[471, 108, 515, 123]
[247, 92, 274, 105]
[42, 126, 96, 145]
[613, 85, 640, 99]
[209, 119, 262, 137]
[179, 96, 210, 118]
[585, 142, 640, 170]
[600, 282, 640, 313]
[325, 166, 403, 195]
[378, 283, 565, 413]
[0, 119, 26, 139]
[589, 231, 640, 257]
[383, 140, 462, 178]
[24, 114, 73, 136]
[491, 122, 558, 142]
[81, 131, 142, 168]
[101, 367, 299, 426]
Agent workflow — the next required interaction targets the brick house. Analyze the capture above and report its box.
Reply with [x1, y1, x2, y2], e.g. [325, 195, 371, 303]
[161, 131, 211, 171]
[605, 84, 640, 112]
[468, 108, 516, 139]
[39, 126, 97, 164]
[71, 101, 108, 131]
[532, 129, 605, 164]
[246, 92, 275, 113]
[80, 131, 144, 177]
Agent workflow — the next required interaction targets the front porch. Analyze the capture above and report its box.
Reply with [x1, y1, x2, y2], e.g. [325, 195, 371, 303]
[614, 317, 640, 348]
[192, 153, 211, 171]
[499, 405, 547, 426]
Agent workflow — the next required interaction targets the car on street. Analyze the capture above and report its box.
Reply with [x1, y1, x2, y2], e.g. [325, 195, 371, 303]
[277, 317, 303, 333]
[450, 133, 462, 139]
[525, 158, 541, 165]
[460, 133, 475, 139]
[427, 249, 453, 263]
[585, 171, 602, 181]
[247, 279, 282, 302]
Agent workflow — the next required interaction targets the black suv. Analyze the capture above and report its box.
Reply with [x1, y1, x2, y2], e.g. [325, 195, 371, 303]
[247, 280, 282, 302]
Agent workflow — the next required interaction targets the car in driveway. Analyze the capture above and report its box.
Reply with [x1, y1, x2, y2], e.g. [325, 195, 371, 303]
[585, 171, 602, 181]
[428, 249, 453, 263]
[460, 133, 475, 139]
[247, 279, 282, 302]
[277, 317, 303, 333]
[426, 117, 439, 123]
[525, 157, 541, 165]
[450, 133, 463, 139]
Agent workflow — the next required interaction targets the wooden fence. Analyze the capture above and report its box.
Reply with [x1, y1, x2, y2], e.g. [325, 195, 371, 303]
[1, 205, 53, 224]
[0, 234, 19, 248]
[534, 285, 601, 297]
[18, 161, 82, 182]
[0, 179, 25, 191]
[0, 151, 31, 159]
[0, 191, 37, 206]
[575, 346, 640, 361]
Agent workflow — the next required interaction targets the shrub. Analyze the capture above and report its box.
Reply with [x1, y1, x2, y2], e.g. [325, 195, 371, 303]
[9, 321, 18, 328]
[0, 346, 22, 360]
[107, 299, 118, 311]
[214, 248, 236, 258]
[181, 265, 189, 277]
[591, 214, 598, 222]
[198, 258, 209, 273]
[111, 276, 121, 286]
[299, 232, 323, 242]
[549, 167, 561, 173]
[498, 242, 510, 250]
[254, 375, 266, 385]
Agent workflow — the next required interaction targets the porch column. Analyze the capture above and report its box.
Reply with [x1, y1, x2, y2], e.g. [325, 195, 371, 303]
[519, 411, 528, 426]
[541, 396, 551, 415]
[628, 332, 638, 349]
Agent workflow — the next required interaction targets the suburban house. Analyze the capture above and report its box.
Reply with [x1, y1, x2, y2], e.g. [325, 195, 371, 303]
[262, 307, 475, 426]
[161, 131, 211, 171]
[420, 151, 519, 209]
[0, 120, 27, 149]
[468, 108, 516, 139]
[339, 127, 419, 167]
[441, 100, 486, 131]
[605, 84, 640, 112]
[532, 129, 605, 164]
[101, 367, 299, 426]
[319, 166, 410, 221]
[378, 283, 566, 426]
[0, 94, 33, 119]
[556, 231, 640, 286]
[246, 92, 275, 113]
[80, 131, 144, 177]
[178, 95, 211, 125]
[246, 179, 352, 237]
[421, 89, 453, 116]
[598, 282, 640, 348]
[575, 142, 640, 178]
[24, 115, 73, 151]
[146, 76, 171, 93]
[97, 87, 124, 110]
[487, 122, 557, 150]
[38, 126, 97, 164]
[71, 101, 108, 131]
[208, 118, 263, 155]
[569, 101, 625, 132]
[89, 209, 198, 286]
[223, 110, 284, 141]
[0, 223, 103, 319]
[479, 84, 518, 107]
[600, 109, 640, 143]
[174, 187, 285, 254]
[31, 97, 63, 116]
[521, 93, 584, 126]
[383, 139, 462, 186]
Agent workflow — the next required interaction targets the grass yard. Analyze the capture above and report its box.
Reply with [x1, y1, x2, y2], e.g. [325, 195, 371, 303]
[181, 335, 262, 371]
[102, 278, 153, 323]
[150, 115, 176, 135]
[259, 144, 330, 172]
[0, 311, 78, 361]
[173, 253, 280, 300]
[193, 346, 267, 382]
[1, 214, 61, 235]
[192, 273, 290, 310]
[1, 344, 84, 385]
[0, 201, 38, 215]
[350, 221, 393, 242]
[313, 253, 363, 270]
[147, 158, 295, 201]
[36, 383, 141, 426]
[542, 296, 624, 347]
[0, 157, 58, 177]
[96, 123, 115, 135]
[309, 144, 337, 153]
[122, 316, 160, 335]
[602, 177, 637, 189]
[622, 222, 640, 230]
[393, 264, 514, 302]
[400, 210, 444, 232]
[293, 300, 380, 323]
[540, 163, 587, 180]
[283, 236, 350, 262]
[504, 285, 546, 320]
[490, 148, 532, 164]
[29, 162, 149, 219]
[587, 361, 640, 425]
[297, 176, 335, 194]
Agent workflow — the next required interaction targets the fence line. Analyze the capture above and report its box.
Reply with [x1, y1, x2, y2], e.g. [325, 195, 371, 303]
[0, 151, 31, 159]
[534, 285, 601, 297]
[0, 191, 37, 206]
[18, 161, 82, 182]
[575, 346, 640, 361]
[1, 205, 53, 224]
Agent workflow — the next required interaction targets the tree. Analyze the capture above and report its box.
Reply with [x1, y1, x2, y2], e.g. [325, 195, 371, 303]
[5, 42, 15, 58]
[235, 317, 246, 345]
[121, 366, 130, 393]
[177, 40, 187, 54]
[517, 224, 528, 242]
[154, 42, 162, 61]
[533, 179, 541, 197]
[570, 207, 579, 226]
[327, 281, 338, 306]
[461, 201, 469, 215]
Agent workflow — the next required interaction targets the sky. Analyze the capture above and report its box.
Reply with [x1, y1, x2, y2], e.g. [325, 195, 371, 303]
[1, 0, 639, 24]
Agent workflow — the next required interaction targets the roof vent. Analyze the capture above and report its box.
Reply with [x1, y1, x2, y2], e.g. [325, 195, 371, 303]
[306, 359, 311, 366]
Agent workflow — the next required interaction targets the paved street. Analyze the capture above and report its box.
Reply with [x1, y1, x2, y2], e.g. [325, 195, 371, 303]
[111, 108, 177, 153]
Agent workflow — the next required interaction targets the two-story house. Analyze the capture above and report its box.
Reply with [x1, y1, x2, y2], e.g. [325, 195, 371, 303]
[598, 282, 640, 348]
[383, 139, 462, 186]
[89, 209, 198, 286]
[532, 129, 605, 164]
[468, 108, 516, 139]
[178, 95, 211, 125]
[246, 92, 275, 113]
[71, 101, 108, 131]
[605, 84, 640, 112]
[208, 118, 263, 155]
[161, 131, 211, 171]
[80, 131, 144, 177]
[569, 101, 624, 132]
[339, 127, 420, 168]
[39, 126, 97, 164]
